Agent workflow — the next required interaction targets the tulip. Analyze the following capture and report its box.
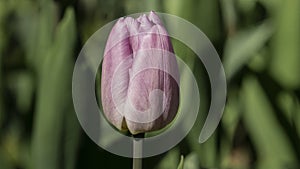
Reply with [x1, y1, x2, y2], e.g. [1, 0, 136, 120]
[101, 11, 180, 135]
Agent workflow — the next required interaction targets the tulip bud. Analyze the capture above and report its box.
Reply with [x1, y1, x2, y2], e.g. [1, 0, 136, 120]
[101, 11, 179, 135]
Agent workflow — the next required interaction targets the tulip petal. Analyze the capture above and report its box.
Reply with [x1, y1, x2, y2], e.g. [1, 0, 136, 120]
[148, 11, 163, 25]
[101, 11, 180, 134]
[124, 50, 179, 134]
[102, 18, 133, 131]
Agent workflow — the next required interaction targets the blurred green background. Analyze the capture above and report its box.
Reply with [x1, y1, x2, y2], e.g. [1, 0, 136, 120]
[0, 0, 300, 169]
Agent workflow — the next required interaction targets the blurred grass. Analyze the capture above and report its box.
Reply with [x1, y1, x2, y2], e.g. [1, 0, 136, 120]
[0, 0, 300, 169]
[223, 21, 273, 80]
[269, 0, 300, 89]
[31, 7, 77, 169]
[242, 76, 296, 169]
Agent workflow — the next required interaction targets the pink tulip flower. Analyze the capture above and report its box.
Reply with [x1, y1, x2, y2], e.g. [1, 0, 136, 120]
[101, 11, 180, 135]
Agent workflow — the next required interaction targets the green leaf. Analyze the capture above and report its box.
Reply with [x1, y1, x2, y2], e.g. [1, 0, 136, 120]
[27, 0, 58, 73]
[269, 0, 300, 89]
[171, 39, 216, 168]
[220, 0, 237, 35]
[221, 90, 241, 140]
[164, 0, 220, 41]
[277, 92, 295, 124]
[125, 0, 162, 13]
[31, 7, 76, 169]
[236, 0, 256, 13]
[247, 48, 269, 72]
[187, 124, 217, 168]
[223, 21, 273, 80]
[183, 153, 199, 169]
[177, 155, 184, 169]
[155, 149, 180, 169]
[241, 76, 297, 169]
[12, 1, 37, 62]
[220, 90, 241, 168]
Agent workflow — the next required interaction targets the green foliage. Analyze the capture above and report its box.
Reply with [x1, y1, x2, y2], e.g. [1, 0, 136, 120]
[31, 7, 77, 169]
[155, 149, 180, 169]
[269, 0, 300, 89]
[177, 155, 184, 169]
[0, 0, 299, 169]
[223, 21, 273, 80]
[183, 153, 199, 169]
[242, 76, 296, 168]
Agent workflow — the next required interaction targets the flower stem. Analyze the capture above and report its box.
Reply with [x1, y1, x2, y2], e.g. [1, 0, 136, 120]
[132, 133, 144, 169]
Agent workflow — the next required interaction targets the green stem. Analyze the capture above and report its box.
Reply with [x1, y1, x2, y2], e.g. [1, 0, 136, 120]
[132, 133, 144, 169]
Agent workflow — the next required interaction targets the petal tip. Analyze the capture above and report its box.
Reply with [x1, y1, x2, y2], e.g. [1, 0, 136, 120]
[148, 11, 162, 25]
